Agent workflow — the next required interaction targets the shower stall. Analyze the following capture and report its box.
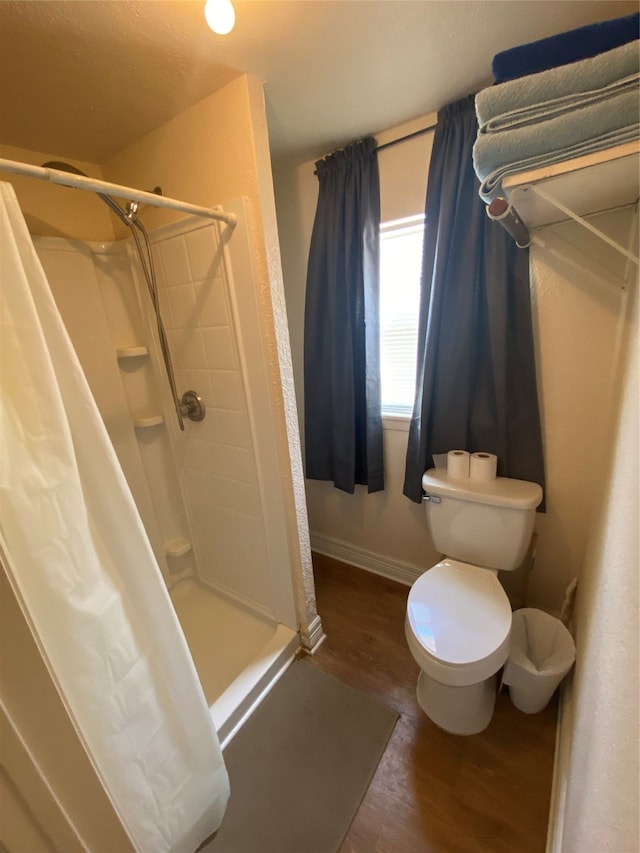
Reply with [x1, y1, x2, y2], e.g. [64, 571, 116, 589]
[35, 197, 304, 741]
[0, 158, 321, 848]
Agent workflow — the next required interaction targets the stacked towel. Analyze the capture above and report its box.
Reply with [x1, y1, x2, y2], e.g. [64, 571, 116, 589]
[492, 12, 639, 83]
[473, 39, 640, 201]
[477, 41, 639, 132]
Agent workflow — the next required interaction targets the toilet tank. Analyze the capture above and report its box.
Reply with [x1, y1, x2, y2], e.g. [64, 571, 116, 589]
[422, 469, 543, 571]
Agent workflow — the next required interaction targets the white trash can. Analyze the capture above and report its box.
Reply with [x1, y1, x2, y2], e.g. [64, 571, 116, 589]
[503, 608, 576, 714]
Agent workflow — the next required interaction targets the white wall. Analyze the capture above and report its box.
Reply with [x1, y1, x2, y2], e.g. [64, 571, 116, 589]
[551, 264, 638, 852]
[273, 113, 635, 613]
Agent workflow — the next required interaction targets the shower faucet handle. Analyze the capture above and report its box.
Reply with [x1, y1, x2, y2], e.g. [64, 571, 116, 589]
[179, 390, 206, 422]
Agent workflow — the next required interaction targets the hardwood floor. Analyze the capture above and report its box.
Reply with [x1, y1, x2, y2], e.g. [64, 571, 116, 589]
[305, 553, 558, 853]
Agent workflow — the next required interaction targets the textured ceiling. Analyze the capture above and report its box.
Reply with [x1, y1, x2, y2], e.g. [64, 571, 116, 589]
[0, 0, 636, 166]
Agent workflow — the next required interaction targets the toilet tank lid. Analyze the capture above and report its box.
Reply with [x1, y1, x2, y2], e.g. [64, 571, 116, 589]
[422, 469, 543, 510]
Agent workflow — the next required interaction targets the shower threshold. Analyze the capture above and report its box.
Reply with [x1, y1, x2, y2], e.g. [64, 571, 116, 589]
[170, 578, 299, 748]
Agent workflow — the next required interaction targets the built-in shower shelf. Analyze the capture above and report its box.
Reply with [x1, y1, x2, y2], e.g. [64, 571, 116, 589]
[116, 346, 149, 359]
[164, 538, 192, 558]
[133, 414, 164, 428]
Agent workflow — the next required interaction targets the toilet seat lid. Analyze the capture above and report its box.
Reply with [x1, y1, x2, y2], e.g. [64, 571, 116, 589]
[407, 559, 511, 667]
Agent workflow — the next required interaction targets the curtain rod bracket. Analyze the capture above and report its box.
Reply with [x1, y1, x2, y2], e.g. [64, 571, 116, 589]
[486, 197, 531, 248]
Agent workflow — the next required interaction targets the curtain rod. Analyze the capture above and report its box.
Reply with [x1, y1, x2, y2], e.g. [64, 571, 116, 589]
[316, 120, 438, 168]
[0, 158, 237, 227]
[375, 121, 438, 153]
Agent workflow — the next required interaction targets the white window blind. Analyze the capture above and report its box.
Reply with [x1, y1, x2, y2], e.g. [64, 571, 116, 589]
[379, 215, 424, 416]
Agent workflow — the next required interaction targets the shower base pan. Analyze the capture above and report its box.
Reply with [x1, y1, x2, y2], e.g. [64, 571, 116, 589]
[170, 578, 299, 747]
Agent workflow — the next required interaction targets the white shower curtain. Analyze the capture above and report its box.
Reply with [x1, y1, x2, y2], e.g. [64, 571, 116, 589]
[0, 183, 229, 852]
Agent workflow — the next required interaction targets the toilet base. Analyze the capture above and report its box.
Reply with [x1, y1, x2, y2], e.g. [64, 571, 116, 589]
[416, 670, 498, 735]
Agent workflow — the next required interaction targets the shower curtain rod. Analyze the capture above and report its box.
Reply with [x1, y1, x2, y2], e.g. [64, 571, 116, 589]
[0, 158, 237, 227]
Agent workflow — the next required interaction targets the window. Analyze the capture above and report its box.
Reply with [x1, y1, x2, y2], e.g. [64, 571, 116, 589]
[379, 215, 424, 416]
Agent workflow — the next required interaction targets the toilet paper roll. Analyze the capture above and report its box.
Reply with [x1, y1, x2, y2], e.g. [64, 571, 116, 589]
[470, 452, 498, 481]
[447, 450, 470, 479]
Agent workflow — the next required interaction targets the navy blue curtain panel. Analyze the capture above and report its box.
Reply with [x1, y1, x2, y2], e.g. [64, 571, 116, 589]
[403, 95, 546, 509]
[304, 137, 384, 494]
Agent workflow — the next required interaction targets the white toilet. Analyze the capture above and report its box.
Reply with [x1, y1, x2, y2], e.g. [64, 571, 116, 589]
[405, 468, 543, 735]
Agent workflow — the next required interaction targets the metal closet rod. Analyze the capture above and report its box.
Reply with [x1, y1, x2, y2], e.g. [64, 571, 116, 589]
[486, 197, 531, 248]
[0, 158, 237, 227]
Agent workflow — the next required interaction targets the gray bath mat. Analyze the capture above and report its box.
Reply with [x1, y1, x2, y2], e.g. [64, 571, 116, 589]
[207, 659, 398, 853]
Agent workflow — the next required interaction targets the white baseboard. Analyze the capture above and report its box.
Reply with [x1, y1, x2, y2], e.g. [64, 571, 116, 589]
[303, 614, 326, 653]
[310, 532, 425, 587]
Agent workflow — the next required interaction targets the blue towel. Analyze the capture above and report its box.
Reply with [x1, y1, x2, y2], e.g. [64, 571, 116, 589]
[477, 41, 640, 131]
[492, 12, 639, 83]
[473, 91, 640, 201]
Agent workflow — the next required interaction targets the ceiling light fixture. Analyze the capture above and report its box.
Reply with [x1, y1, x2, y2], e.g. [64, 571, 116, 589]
[204, 0, 236, 35]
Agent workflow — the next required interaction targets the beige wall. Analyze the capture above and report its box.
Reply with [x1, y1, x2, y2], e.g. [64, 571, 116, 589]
[243, 79, 321, 642]
[103, 75, 267, 239]
[273, 113, 635, 613]
[0, 143, 115, 241]
[528, 208, 635, 608]
[552, 264, 638, 852]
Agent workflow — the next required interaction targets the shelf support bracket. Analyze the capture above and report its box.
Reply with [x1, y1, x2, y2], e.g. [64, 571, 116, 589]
[516, 184, 639, 266]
